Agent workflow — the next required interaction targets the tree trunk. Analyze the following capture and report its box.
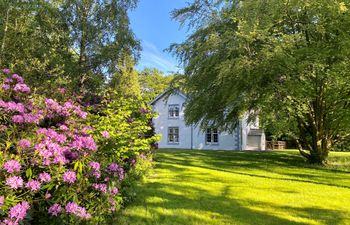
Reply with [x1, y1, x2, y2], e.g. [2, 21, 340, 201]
[78, 3, 88, 93]
[296, 82, 330, 165]
[0, 5, 11, 65]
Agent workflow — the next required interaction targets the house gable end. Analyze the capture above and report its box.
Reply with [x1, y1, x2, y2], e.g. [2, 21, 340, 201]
[150, 89, 187, 106]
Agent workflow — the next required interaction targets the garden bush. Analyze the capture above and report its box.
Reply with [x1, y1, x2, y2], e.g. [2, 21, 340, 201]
[0, 69, 158, 224]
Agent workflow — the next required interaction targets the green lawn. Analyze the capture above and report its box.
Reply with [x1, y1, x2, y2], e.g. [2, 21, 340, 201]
[117, 149, 350, 225]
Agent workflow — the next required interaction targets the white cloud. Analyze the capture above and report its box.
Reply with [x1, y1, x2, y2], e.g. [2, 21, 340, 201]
[137, 40, 182, 74]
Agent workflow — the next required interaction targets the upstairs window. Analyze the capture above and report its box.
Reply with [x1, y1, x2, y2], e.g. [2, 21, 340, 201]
[168, 104, 179, 118]
[168, 127, 179, 144]
[206, 128, 218, 144]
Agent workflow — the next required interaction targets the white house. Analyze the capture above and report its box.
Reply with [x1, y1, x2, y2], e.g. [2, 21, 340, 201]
[150, 90, 266, 150]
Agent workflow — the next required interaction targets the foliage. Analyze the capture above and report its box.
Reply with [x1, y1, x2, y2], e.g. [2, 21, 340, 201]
[0, 69, 157, 224]
[138, 68, 174, 101]
[170, 0, 350, 164]
[119, 153, 154, 206]
[88, 89, 159, 161]
[59, 0, 140, 92]
[118, 149, 350, 225]
[0, 0, 73, 93]
[109, 51, 141, 98]
[0, 0, 140, 94]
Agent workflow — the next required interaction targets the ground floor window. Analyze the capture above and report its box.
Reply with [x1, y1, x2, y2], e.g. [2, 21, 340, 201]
[206, 128, 218, 144]
[168, 127, 179, 144]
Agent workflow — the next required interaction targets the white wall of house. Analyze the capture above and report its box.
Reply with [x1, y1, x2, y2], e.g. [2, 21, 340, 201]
[152, 93, 192, 149]
[191, 127, 240, 150]
[151, 91, 265, 150]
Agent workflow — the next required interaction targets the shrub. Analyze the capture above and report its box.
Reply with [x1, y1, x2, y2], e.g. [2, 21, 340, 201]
[0, 69, 158, 224]
[88, 91, 159, 160]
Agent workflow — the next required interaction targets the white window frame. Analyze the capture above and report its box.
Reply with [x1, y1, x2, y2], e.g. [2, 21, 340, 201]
[168, 127, 179, 144]
[168, 104, 180, 119]
[206, 128, 219, 144]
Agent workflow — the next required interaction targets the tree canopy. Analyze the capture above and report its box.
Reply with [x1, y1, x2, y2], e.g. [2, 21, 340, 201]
[138, 68, 173, 101]
[0, 0, 140, 94]
[110, 50, 141, 98]
[171, 0, 350, 164]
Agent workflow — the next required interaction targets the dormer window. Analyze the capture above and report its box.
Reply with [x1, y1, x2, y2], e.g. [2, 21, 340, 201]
[168, 104, 179, 119]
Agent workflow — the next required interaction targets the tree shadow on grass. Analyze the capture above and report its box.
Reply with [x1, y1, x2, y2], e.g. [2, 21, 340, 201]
[118, 181, 348, 225]
[116, 149, 350, 225]
[156, 149, 350, 189]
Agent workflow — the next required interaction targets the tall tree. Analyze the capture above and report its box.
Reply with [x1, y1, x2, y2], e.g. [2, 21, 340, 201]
[60, 0, 140, 92]
[0, 0, 140, 94]
[138, 68, 173, 101]
[110, 50, 141, 98]
[0, 0, 73, 92]
[170, 0, 350, 164]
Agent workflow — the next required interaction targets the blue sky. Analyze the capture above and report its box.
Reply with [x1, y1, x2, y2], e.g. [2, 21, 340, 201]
[129, 0, 189, 74]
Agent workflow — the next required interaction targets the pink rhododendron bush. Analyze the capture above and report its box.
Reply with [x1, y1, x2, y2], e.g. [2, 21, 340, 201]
[0, 69, 158, 224]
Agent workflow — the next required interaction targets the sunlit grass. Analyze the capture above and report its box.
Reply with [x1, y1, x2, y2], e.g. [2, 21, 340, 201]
[117, 149, 350, 225]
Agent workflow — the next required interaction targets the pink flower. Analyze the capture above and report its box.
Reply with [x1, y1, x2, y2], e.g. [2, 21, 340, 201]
[22, 113, 41, 124]
[92, 183, 108, 193]
[1, 218, 19, 225]
[107, 163, 119, 172]
[13, 83, 30, 93]
[53, 155, 68, 164]
[57, 88, 65, 94]
[4, 78, 12, 83]
[89, 162, 100, 171]
[109, 197, 116, 211]
[55, 134, 67, 143]
[12, 115, 24, 123]
[101, 131, 110, 139]
[0, 101, 25, 113]
[92, 171, 101, 178]
[11, 74, 24, 83]
[35, 138, 68, 165]
[73, 107, 87, 119]
[76, 206, 91, 219]
[70, 136, 97, 151]
[48, 203, 62, 216]
[18, 139, 31, 149]
[36, 128, 66, 143]
[63, 101, 74, 110]
[45, 192, 52, 199]
[25, 180, 41, 192]
[45, 99, 60, 111]
[65, 202, 78, 214]
[3, 160, 21, 173]
[111, 187, 119, 196]
[107, 163, 124, 180]
[63, 171, 76, 184]
[9, 201, 30, 221]
[65, 203, 91, 219]
[2, 68, 11, 74]
[59, 125, 68, 131]
[1, 83, 10, 90]
[38, 172, 51, 183]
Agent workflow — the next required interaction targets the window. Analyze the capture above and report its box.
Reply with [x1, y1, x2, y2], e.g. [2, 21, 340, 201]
[168, 104, 179, 118]
[168, 127, 179, 144]
[206, 128, 218, 144]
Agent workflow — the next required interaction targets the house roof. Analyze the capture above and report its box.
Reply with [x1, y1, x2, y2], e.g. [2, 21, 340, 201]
[150, 89, 187, 105]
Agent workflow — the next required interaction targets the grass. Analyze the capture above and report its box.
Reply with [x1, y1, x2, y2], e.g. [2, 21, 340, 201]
[117, 149, 350, 225]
